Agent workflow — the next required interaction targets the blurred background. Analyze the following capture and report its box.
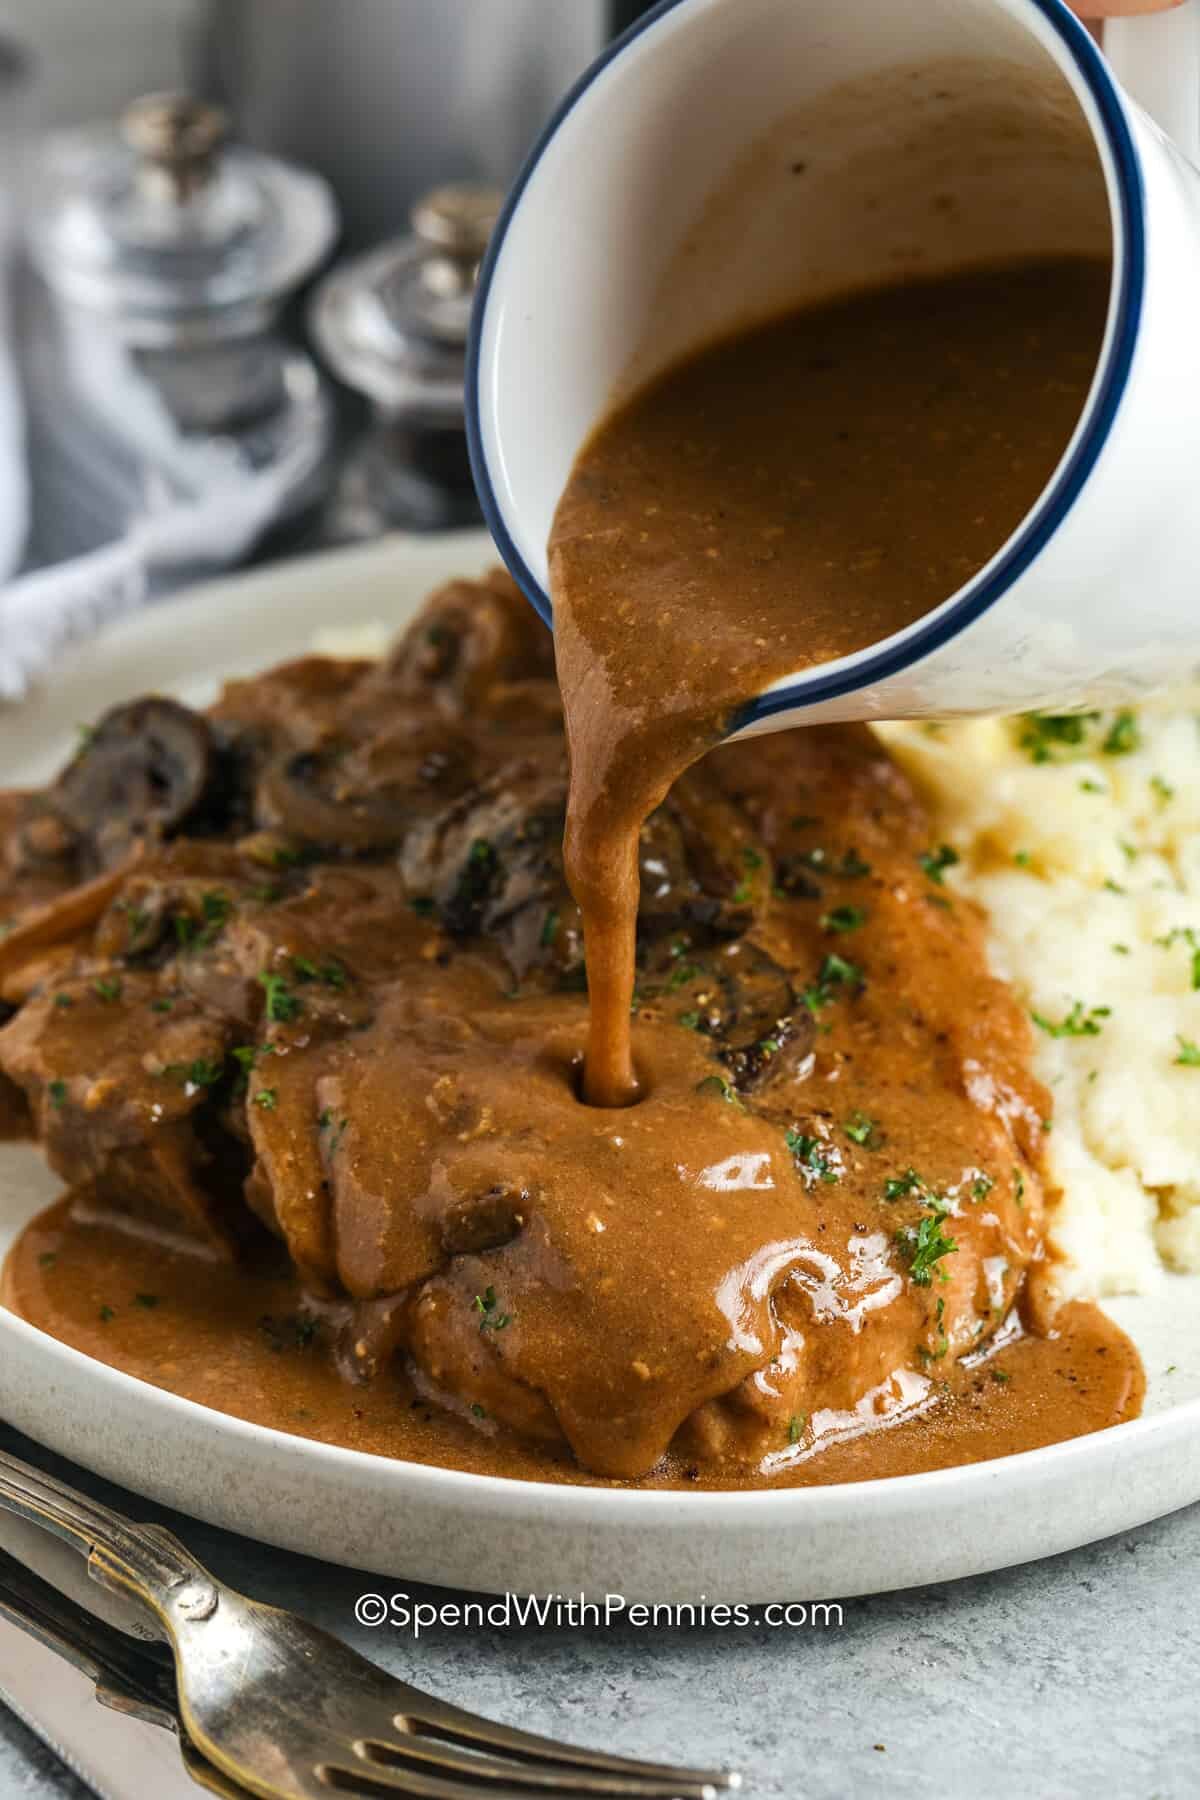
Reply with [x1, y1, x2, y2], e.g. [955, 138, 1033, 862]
[0, 0, 653, 694]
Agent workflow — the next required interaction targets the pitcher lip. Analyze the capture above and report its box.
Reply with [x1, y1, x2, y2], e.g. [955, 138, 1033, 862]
[465, 0, 1146, 723]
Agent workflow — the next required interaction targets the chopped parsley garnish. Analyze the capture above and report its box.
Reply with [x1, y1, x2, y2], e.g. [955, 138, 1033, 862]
[53, 994, 73, 1009]
[259, 971, 301, 1022]
[1079, 778, 1106, 795]
[732, 847, 765, 899]
[292, 955, 347, 988]
[897, 1207, 959, 1286]
[696, 1074, 745, 1110]
[92, 977, 122, 1004]
[1031, 1000, 1109, 1039]
[796, 846, 871, 878]
[1155, 928, 1200, 990]
[259, 1313, 319, 1352]
[786, 1128, 842, 1186]
[1014, 1167, 1025, 1209]
[787, 1414, 806, 1445]
[991, 1368, 1011, 1385]
[843, 1111, 880, 1147]
[38, 1251, 56, 1268]
[173, 913, 196, 949]
[98, 1305, 115, 1323]
[540, 908, 561, 948]
[409, 896, 436, 918]
[116, 900, 151, 941]
[840, 849, 872, 878]
[821, 904, 867, 934]
[1014, 849, 1031, 868]
[821, 952, 862, 990]
[473, 1286, 513, 1333]
[318, 1108, 347, 1152]
[1151, 773, 1175, 804]
[931, 1296, 949, 1360]
[882, 1167, 932, 1203]
[253, 1088, 278, 1110]
[47, 1080, 67, 1110]
[151, 997, 175, 1013]
[162, 1057, 224, 1089]
[971, 1173, 995, 1201]
[196, 891, 233, 944]
[134, 1293, 160, 1309]
[1176, 1037, 1200, 1068]
[1102, 711, 1140, 756]
[677, 1010, 701, 1030]
[266, 843, 314, 870]
[1015, 707, 1149, 765]
[666, 958, 702, 992]
[799, 953, 864, 1017]
[919, 844, 960, 885]
[1018, 711, 1098, 763]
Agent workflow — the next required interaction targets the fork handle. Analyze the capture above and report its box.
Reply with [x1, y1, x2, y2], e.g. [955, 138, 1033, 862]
[0, 1446, 218, 1634]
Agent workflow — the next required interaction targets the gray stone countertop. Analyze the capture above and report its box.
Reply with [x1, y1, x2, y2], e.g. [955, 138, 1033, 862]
[0, 1419, 1194, 1800]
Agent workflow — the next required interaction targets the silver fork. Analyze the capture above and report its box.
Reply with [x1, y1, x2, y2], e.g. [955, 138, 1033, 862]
[0, 1447, 741, 1800]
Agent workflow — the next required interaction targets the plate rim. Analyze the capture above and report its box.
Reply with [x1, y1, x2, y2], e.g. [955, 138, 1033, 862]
[2, 1295, 1196, 1522]
[3, 531, 1198, 1594]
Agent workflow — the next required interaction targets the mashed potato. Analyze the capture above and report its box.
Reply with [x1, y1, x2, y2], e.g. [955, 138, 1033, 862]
[879, 698, 1200, 1298]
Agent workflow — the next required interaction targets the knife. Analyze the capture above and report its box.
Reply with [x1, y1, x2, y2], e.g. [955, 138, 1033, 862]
[0, 1546, 247, 1799]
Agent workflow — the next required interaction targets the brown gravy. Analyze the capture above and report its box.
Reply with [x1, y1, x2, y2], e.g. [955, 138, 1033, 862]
[0, 249, 1143, 1493]
[4, 1200, 1142, 1487]
[549, 257, 1109, 1106]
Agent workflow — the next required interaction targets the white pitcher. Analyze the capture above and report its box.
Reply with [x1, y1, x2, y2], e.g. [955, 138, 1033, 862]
[467, 0, 1200, 731]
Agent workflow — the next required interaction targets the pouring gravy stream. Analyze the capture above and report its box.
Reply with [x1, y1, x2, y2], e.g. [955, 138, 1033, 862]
[550, 256, 1109, 1107]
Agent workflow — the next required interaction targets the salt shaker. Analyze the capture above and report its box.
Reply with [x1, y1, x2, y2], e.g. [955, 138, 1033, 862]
[310, 183, 501, 534]
[23, 93, 339, 567]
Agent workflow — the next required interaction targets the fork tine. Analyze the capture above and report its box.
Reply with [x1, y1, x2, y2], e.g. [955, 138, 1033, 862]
[390, 1695, 739, 1792]
[317, 1748, 723, 1800]
[325, 1731, 724, 1798]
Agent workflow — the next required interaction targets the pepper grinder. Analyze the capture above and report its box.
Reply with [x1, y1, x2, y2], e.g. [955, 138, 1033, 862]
[23, 93, 339, 567]
[310, 183, 502, 534]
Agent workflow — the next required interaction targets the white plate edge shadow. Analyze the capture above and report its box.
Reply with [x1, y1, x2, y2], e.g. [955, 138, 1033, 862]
[0, 529, 1198, 1603]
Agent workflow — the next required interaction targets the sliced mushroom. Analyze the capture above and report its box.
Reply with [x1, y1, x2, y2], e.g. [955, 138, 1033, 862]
[255, 725, 478, 854]
[399, 757, 574, 980]
[378, 571, 554, 715]
[440, 1183, 528, 1256]
[49, 700, 216, 870]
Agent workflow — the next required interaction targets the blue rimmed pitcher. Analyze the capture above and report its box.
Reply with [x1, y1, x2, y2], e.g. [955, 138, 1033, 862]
[468, 0, 1200, 732]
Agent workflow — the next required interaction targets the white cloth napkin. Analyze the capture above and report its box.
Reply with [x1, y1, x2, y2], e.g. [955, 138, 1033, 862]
[0, 268, 329, 701]
[0, 443, 323, 700]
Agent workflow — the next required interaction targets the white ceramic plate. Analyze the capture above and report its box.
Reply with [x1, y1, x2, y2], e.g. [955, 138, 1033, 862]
[2, 531, 1199, 1604]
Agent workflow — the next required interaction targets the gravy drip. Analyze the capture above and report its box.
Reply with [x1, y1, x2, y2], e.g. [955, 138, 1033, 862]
[549, 258, 1109, 1106]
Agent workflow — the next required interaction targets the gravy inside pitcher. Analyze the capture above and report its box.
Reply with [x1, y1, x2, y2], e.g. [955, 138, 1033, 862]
[548, 255, 1110, 1106]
